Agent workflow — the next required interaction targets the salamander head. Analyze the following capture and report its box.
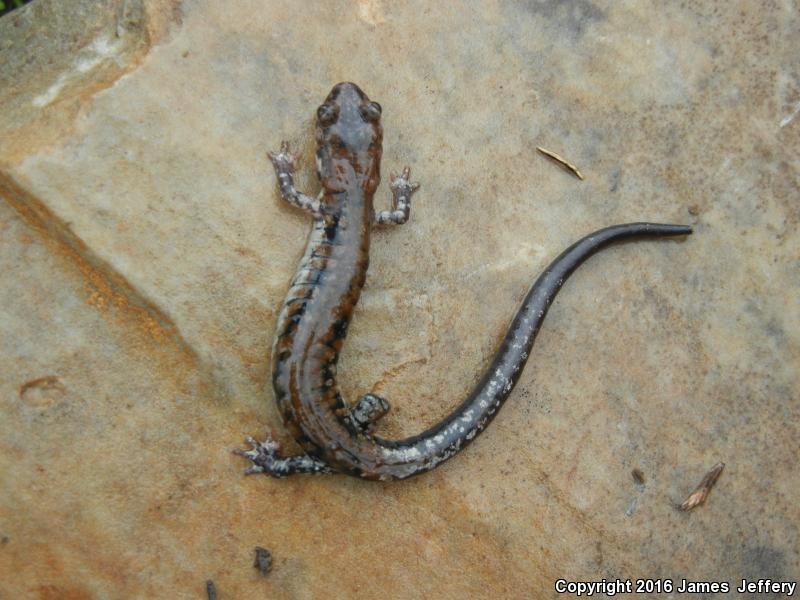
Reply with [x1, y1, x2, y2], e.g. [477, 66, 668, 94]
[315, 82, 383, 194]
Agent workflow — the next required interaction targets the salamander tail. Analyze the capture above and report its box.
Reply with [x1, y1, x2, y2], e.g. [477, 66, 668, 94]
[368, 222, 691, 479]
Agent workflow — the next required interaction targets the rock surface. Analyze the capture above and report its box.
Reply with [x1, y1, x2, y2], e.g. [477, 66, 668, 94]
[1, 1, 798, 597]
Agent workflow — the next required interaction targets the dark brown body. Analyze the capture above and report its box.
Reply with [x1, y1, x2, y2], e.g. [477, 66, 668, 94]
[239, 82, 692, 480]
[271, 190, 372, 456]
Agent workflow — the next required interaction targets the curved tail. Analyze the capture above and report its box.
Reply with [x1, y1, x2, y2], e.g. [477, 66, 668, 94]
[367, 223, 691, 479]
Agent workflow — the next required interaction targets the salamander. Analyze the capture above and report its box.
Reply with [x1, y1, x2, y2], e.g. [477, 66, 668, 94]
[236, 82, 691, 481]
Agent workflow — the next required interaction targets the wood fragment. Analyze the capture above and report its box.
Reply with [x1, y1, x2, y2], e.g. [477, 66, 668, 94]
[536, 146, 584, 180]
[680, 462, 725, 511]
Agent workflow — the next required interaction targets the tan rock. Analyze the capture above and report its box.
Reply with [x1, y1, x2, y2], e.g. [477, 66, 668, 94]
[1, 1, 797, 597]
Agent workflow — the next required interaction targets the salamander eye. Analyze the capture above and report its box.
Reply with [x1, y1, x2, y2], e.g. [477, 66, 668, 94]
[360, 101, 382, 122]
[317, 103, 339, 126]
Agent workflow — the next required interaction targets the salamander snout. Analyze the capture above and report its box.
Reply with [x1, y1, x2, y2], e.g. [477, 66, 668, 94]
[321, 82, 382, 125]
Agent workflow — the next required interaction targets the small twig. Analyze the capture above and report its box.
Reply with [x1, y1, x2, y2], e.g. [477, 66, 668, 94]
[631, 468, 645, 486]
[19, 375, 64, 399]
[680, 462, 725, 511]
[254, 546, 273, 576]
[536, 147, 584, 180]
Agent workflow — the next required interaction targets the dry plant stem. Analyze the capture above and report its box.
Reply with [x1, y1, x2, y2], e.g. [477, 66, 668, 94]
[537, 146, 584, 180]
[680, 462, 725, 511]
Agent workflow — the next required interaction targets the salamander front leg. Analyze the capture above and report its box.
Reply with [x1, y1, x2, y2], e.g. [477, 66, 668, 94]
[234, 435, 333, 478]
[268, 141, 324, 216]
[345, 393, 391, 433]
[376, 167, 419, 225]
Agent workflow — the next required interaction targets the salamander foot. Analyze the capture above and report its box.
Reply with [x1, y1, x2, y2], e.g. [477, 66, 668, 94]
[267, 140, 299, 174]
[346, 393, 391, 433]
[377, 167, 419, 225]
[234, 435, 332, 477]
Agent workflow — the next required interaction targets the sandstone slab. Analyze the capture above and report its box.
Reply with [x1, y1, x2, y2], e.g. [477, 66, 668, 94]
[1, 1, 797, 598]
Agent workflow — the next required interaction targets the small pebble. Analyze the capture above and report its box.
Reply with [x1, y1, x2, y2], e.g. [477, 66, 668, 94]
[206, 580, 217, 600]
[254, 546, 273, 575]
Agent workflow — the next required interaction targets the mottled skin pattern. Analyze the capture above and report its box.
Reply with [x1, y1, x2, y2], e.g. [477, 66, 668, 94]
[236, 82, 692, 481]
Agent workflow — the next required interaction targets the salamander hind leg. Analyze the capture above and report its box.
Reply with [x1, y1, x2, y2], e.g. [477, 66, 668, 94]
[346, 393, 390, 433]
[234, 435, 333, 477]
[268, 141, 324, 216]
[376, 167, 419, 225]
